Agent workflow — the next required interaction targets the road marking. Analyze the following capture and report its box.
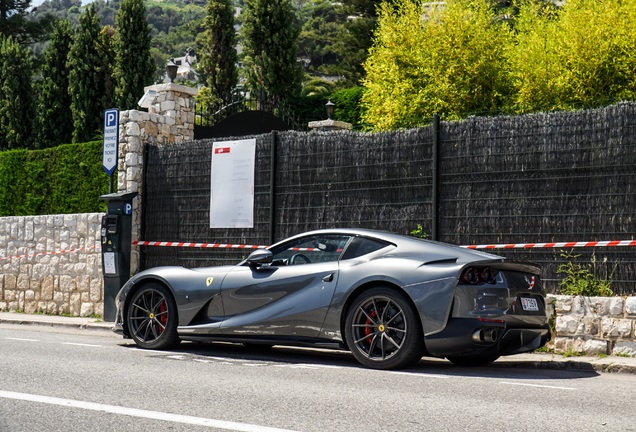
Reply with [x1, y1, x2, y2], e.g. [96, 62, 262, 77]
[389, 371, 451, 379]
[0, 390, 299, 432]
[5, 337, 39, 342]
[499, 382, 576, 390]
[293, 364, 343, 370]
[61, 342, 103, 348]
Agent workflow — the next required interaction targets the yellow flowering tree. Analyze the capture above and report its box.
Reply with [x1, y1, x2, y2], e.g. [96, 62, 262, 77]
[362, 0, 512, 130]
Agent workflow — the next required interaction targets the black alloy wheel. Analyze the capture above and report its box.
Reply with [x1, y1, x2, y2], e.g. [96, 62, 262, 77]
[345, 287, 424, 370]
[127, 283, 180, 350]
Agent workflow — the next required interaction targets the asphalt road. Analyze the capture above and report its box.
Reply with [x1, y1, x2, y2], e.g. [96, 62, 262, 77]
[1, 324, 635, 432]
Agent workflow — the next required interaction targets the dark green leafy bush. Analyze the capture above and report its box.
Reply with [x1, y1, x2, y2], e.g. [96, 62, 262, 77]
[0, 141, 109, 216]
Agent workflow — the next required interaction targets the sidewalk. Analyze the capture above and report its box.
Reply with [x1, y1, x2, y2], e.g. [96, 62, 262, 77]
[2, 311, 636, 374]
[0, 311, 112, 332]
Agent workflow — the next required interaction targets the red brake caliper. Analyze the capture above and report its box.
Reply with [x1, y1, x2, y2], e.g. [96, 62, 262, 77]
[158, 300, 167, 334]
[364, 310, 376, 344]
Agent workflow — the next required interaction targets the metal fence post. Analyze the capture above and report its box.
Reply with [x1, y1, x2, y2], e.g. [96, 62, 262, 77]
[432, 114, 440, 241]
[269, 130, 278, 245]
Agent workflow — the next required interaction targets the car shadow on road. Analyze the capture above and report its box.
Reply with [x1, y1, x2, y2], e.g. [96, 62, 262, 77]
[121, 340, 600, 380]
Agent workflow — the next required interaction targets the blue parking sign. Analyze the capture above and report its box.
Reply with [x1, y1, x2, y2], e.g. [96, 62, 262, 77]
[103, 108, 119, 176]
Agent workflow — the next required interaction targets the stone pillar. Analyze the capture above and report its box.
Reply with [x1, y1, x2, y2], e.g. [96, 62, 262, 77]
[146, 83, 198, 144]
[308, 118, 353, 131]
[117, 83, 199, 275]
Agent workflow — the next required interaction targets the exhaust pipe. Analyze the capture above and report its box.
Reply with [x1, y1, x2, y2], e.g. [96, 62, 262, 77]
[472, 328, 498, 344]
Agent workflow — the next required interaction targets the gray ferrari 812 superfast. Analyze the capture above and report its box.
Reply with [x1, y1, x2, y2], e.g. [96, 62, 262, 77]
[114, 229, 550, 369]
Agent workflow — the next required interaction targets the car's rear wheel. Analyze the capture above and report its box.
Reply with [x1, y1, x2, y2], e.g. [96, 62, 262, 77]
[446, 354, 500, 367]
[127, 283, 180, 350]
[345, 287, 423, 370]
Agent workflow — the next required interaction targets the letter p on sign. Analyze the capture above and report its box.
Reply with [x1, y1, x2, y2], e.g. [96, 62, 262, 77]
[106, 112, 117, 127]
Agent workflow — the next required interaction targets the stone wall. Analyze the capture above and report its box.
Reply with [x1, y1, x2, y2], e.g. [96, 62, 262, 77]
[549, 294, 636, 356]
[117, 82, 198, 275]
[0, 213, 104, 317]
[0, 83, 199, 319]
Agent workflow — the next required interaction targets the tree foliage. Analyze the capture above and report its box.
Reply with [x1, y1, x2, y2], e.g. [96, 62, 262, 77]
[241, 0, 302, 100]
[331, 86, 365, 128]
[113, 0, 154, 110]
[363, 0, 511, 130]
[98, 25, 117, 109]
[296, 0, 375, 84]
[35, 20, 73, 148]
[68, 4, 107, 143]
[297, 0, 346, 74]
[362, 0, 636, 130]
[0, 0, 54, 44]
[508, 0, 636, 112]
[0, 36, 33, 150]
[198, 0, 237, 102]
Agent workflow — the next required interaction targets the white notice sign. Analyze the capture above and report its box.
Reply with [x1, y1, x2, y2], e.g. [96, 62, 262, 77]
[103, 252, 117, 275]
[210, 139, 256, 228]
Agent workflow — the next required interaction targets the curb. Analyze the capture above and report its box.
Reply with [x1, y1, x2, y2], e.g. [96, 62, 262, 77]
[493, 355, 636, 375]
[0, 314, 113, 332]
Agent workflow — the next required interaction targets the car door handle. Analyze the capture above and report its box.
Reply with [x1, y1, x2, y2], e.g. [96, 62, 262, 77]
[322, 273, 334, 283]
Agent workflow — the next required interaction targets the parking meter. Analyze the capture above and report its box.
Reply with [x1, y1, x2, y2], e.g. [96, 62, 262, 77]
[100, 191, 137, 322]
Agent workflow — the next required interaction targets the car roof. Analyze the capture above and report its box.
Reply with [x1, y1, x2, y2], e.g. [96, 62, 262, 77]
[277, 228, 501, 262]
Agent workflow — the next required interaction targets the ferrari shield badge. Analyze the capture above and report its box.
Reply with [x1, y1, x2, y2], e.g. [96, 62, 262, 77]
[206, 277, 214, 287]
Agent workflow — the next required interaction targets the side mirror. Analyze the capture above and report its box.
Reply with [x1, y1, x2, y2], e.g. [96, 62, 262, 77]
[246, 249, 273, 266]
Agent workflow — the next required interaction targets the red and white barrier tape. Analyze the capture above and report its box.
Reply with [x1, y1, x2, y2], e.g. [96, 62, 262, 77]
[133, 239, 636, 250]
[132, 240, 268, 249]
[131, 241, 326, 251]
[4, 239, 634, 261]
[0, 246, 99, 261]
[462, 240, 636, 250]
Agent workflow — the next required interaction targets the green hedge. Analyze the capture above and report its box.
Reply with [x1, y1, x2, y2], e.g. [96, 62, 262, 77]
[0, 141, 110, 216]
[289, 86, 366, 130]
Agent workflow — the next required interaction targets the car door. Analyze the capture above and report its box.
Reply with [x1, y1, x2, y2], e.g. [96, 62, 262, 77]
[218, 234, 351, 338]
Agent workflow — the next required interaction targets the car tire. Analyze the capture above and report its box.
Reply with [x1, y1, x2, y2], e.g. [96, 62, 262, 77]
[446, 354, 500, 367]
[345, 287, 424, 370]
[127, 283, 181, 350]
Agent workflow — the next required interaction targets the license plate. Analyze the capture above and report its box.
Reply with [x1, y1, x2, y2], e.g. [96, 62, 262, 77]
[520, 297, 539, 311]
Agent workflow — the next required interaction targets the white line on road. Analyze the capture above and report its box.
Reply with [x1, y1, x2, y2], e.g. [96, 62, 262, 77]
[4, 337, 39, 342]
[61, 342, 103, 348]
[389, 371, 452, 379]
[0, 390, 299, 432]
[499, 382, 576, 390]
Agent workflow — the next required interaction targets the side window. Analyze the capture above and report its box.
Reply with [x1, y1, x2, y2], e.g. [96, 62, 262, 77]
[341, 236, 391, 260]
[270, 235, 351, 266]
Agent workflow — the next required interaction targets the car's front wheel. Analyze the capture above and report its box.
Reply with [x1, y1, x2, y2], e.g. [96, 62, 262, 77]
[127, 283, 180, 350]
[345, 287, 424, 370]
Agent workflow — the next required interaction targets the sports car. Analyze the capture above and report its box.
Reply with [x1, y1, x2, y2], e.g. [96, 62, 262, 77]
[113, 228, 550, 369]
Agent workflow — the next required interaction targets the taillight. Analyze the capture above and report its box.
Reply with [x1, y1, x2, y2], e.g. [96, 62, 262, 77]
[460, 267, 498, 285]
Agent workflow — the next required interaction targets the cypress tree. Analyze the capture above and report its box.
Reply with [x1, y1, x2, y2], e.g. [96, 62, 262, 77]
[99, 26, 117, 110]
[241, 0, 302, 101]
[36, 20, 73, 148]
[0, 35, 33, 150]
[0, 0, 53, 45]
[68, 4, 105, 143]
[113, 0, 154, 110]
[200, 0, 238, 103]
